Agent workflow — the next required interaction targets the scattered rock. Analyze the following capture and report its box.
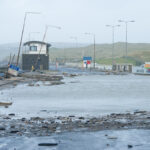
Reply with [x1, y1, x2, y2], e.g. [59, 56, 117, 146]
[21, 118, 26, 121]
[0, 112, 149, 137]
[69, 115, 75, 118]
[42, 125, 48, 129]
[70, 81, 79, 83]
[10, 130, 19, 134]
[9, 113, 15, 116]
[107, 136, 118, 140]
[28, 83, 34, 86]
[134, 111, 147, 114]
[70, 74, 78, 77]
[0, 127, 5, 130]
[79, 117, 84, 120]
[0, 102, 12, 107]
[38, 143, 58, 146]
[62, 72, 69, 76]
[40, 110, 47, 112]
[128, 145, 133, 148]
[50, 81, 65, 85]
[10, 125, 15, 128]
[3, 117, 11, 119]
[31, 117, 44, 121]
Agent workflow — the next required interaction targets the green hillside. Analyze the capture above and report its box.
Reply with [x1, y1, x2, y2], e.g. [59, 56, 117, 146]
[49, 42, 150, 66]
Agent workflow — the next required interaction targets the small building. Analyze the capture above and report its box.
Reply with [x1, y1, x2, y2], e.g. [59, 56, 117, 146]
[112, 63, 133, 73]
[22, 41, 51, 70]
[144, 62, 150, 73]
[135, 62, 150, 75]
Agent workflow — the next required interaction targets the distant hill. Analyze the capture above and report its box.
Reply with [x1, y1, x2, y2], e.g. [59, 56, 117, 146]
[0, 43, 18, 60]
[50, 42, 89, 48]
[1, 42, 150, 65]
[0, 42, 89, 61]
[49, 42, 150, 65]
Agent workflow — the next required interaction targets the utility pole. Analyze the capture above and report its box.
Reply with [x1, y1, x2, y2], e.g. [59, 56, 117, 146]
[93, 34, 96, 69]
[106, 25, 120, 65]
[16, 12, 41, 66]
[118, 20, 135, 58]
[35, 25, 61, 69]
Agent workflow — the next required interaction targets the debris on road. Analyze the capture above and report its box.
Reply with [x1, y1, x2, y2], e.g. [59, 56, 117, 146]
[0, 102, 12, 107]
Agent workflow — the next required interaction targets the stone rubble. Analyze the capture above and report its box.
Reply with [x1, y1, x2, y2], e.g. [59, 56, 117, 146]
[0, 111, 149, 137]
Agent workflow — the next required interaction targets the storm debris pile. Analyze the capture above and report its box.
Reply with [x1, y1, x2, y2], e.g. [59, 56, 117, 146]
[0, 71, 64, 89]
[0, 111, 150, 137]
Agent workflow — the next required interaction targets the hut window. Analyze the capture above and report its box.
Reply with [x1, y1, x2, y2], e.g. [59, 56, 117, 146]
[30, 46, 37, 51]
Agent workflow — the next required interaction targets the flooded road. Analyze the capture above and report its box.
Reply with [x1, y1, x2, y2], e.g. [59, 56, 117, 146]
[0, 68, 150, 150]
[0, 73, 150, 118]
[0, 129, 150, 150]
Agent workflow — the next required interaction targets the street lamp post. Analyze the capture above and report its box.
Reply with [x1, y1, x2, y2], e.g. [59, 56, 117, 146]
[39, 25, 61, 56]
[118, 20, 135, 58]
[16, 12, 41, 66]
[39, 25, 61, 55]
[85, 33, 96, 68]
[35, 25, 61, 69]
[106, 25, 120, 65]
[41, 25, 61, 45]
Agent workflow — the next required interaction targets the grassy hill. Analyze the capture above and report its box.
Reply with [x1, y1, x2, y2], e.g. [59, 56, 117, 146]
[1, 42, 150, 66]
[49, 42, 150, 65]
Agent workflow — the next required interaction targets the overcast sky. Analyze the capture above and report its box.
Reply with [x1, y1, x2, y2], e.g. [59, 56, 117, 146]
[0, 0, 150, 44]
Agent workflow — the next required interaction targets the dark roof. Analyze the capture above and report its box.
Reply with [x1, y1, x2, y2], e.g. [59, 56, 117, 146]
[23, 41, 51, 47]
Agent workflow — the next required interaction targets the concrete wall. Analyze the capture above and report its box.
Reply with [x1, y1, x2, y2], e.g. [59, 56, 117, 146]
[22, 54, 49, 70]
